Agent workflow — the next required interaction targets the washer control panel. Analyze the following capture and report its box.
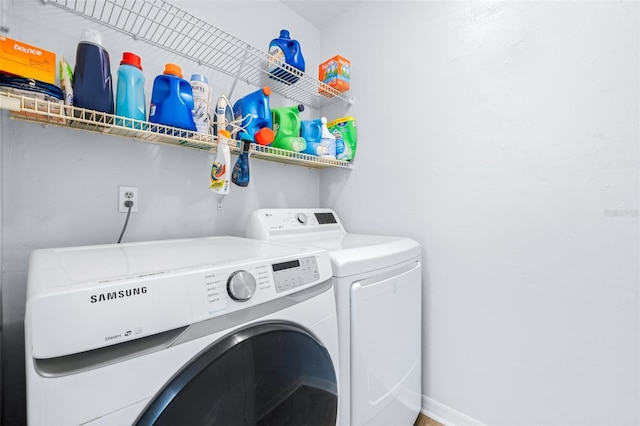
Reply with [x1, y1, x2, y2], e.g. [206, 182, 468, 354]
[197, 253, 328, 321]
[27, 237, 333, 358]
[272, 256, 320, 293]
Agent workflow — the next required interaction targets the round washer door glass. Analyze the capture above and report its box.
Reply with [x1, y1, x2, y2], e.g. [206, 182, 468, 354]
[136, 323, 337, 426]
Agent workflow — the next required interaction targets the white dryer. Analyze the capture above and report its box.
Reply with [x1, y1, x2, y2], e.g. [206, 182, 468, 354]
[25, 236, 340, 425]
[247, 209, 422, 426]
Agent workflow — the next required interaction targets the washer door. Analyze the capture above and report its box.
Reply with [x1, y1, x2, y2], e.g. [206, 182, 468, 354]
[136, 322, 337, 426]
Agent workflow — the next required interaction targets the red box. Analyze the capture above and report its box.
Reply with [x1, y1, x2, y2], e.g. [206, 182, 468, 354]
[318, 55, 350, 97]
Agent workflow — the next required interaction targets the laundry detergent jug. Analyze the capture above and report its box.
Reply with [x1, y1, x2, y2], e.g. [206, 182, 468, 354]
[271, 104, 306, 152]
[149, 63, 197, 132]
[115, 52, 146, 128]
[268, 30, 305, 85]
[300, 118, 324, 156]
[73, 29, 114, 114]
[232, 86, 274, 145]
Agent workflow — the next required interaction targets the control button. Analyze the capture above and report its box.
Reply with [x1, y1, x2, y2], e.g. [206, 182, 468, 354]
[227, 270, 257, 301]
[296, 213, 307, 224]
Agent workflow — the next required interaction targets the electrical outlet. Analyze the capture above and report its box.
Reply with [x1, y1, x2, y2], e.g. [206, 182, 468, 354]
[118, 186, 139, 213]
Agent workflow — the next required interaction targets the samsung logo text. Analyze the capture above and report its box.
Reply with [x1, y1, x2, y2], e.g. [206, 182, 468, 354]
[90, 286, 147, 303]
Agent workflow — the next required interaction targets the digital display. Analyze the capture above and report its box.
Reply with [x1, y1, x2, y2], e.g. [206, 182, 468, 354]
[315, 212, 337, 224]
[272, 260, 300, 272]
[271, 256, 319, 293]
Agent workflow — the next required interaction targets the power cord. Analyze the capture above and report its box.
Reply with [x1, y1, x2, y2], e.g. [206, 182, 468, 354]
[117, 200, 134, 244]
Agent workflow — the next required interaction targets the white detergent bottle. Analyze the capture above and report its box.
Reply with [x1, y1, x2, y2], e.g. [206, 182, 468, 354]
[319, 117, 336, 158]
[210, 129, 231, 195]
[190, 74, 211, 134]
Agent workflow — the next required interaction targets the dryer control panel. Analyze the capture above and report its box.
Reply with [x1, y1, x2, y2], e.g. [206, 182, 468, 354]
[247, 208, 345, 240]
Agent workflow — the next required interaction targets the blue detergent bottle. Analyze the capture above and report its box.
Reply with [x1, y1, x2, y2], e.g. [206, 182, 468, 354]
[268, 30, 305, 85]
[300, 118, 324, 156]
[115, 52, 146, 128]
[73, 29, 114, 114]
[149, 63, 197, 131]
[232, 86, 274, 145]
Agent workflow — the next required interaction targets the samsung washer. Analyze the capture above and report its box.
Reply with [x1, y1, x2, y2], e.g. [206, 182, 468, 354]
[25, 236, 339, 425]
[247, 209, 422, 426]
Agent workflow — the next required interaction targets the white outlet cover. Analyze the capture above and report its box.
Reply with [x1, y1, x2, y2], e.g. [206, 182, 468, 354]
[118, 186, 139, 213]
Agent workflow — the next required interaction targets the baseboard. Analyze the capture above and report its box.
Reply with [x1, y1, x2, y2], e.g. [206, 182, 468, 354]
[421, 396, 485, 426]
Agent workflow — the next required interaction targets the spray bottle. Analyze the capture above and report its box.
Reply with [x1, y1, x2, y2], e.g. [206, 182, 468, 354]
[232, 140, 251, 187]
[319, 117, 336, 158]
[210, 129, 231, 194]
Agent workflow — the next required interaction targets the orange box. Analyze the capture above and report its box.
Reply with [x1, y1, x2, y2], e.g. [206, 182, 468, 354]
[318, 55, 350, 97]
[0, 36, 56, 84]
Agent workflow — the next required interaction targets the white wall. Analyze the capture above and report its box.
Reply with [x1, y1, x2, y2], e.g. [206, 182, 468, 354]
[321, 1, 639, 425]
[1, 1, 326, 423]
[3, 1, 638, 425]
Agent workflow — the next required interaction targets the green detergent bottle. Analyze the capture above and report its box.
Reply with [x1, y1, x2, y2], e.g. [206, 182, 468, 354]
[271, 104, 307, 152]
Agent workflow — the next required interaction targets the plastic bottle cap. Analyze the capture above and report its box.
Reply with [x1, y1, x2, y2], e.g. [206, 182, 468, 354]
[262, 86, 271, 96]
[80, 29, 104, 47]
[255, 127, 275, 145]
[121, 52, 142, 70]
[164, 63, 183, 78]
[218, 129, 231, 138]
[190, 74, 209, 84]
[297, 104, 305, 112]
[327, 116, 356, 128]
[279, 30, 290, 39]
[320, 117, 327, 125]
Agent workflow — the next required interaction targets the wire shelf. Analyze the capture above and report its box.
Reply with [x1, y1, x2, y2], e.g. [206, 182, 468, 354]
[46, 0, 354, 110]
[0, 91, 353, 169]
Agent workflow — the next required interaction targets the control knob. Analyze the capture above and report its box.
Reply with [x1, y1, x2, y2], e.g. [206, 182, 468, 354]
[227, 270, 257, 301]
[296, 213, 307, 224]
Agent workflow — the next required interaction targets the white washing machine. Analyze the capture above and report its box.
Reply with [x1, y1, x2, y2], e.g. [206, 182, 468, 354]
[25, 236, 340, 425]
[247, 209, 422, 426]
